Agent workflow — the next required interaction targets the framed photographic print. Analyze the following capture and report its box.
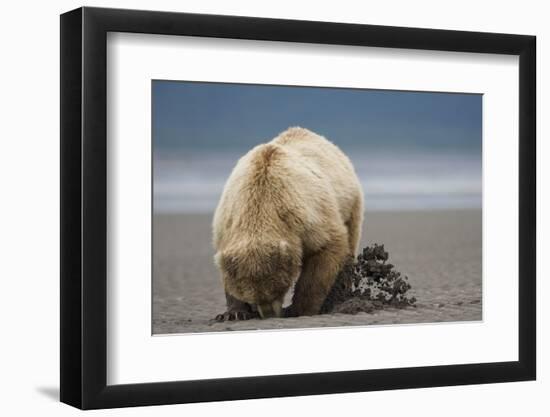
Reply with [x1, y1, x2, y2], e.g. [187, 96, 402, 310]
[60, 6, 536, 409]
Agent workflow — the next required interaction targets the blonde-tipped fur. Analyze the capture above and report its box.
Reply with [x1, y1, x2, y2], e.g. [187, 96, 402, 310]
[213, 127, 364, 317]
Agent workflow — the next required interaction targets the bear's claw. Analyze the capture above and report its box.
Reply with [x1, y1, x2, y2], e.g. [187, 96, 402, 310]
[214, 310, 259, 322]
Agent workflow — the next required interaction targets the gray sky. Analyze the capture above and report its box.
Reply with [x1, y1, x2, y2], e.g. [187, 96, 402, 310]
[152, 81, 482, 154]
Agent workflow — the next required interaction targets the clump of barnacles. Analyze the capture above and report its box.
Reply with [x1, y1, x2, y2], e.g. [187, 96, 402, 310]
[321, 244, 416, 315]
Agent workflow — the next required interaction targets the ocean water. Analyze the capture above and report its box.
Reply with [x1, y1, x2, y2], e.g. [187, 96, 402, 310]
[153, 147, 481, 214]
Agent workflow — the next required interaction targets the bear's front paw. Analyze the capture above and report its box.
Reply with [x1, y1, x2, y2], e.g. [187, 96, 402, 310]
[214, 310, 260, 322]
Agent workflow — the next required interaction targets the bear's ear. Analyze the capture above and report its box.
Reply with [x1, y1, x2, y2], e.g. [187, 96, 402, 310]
[215, 251, 239, 277]
[213, 251, 223, 267]
[279, 240, 302, 267]
[278, 240, 297, 266]
[279, 240, 290, 255]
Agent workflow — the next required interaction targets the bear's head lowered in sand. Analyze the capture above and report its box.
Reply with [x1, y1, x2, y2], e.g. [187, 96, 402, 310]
[215, 238, 301, 318]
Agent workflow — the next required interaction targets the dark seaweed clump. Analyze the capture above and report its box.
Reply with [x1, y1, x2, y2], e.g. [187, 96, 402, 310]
[320, 244, 416, 315]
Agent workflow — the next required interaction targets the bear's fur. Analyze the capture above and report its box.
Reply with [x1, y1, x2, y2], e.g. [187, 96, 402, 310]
[213, 127, 363, 319]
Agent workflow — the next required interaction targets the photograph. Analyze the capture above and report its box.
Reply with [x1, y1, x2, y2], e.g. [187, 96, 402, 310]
[152, 80, 483, 334]
[56, 4, 538, 411]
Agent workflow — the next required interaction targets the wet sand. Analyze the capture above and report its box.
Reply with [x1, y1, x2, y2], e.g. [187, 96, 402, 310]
[153, 210, 482, 334]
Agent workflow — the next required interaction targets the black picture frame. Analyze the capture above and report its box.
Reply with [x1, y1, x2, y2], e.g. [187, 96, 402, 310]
[60, 6, 536, 410]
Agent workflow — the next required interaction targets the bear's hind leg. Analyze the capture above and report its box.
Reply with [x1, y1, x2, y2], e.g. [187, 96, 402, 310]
[215, 292, 259, 322]
[288, 234, 349, 317]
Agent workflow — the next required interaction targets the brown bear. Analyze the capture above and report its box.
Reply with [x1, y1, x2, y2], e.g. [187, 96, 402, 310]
[212, 127, 363, 320]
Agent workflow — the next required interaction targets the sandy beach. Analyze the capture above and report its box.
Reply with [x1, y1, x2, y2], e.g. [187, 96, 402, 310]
[153, 209, 482, 334]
